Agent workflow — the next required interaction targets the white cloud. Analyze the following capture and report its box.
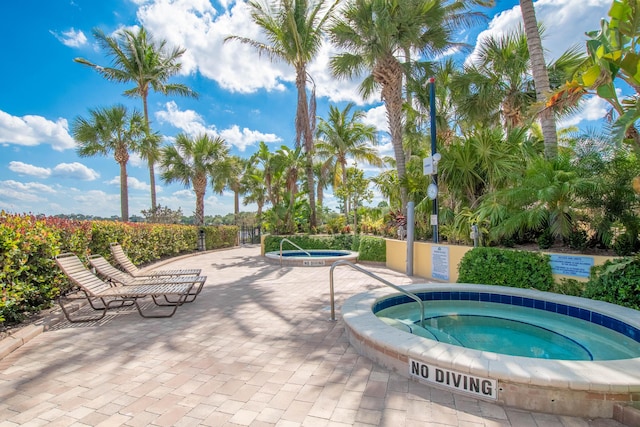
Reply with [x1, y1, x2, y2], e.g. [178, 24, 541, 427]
[362, 105, 389, 134]
[136, 0, 291, 94]
[8, 161, 51, 178]
[0, 180, 56, 205]
[468, 0, 610, 65]
[558, 95, 609, 128]
[0, 110, 76, 151]
[52, 162, 100, 181]
[219, 125, 281, 152]
[106, 175, 153, 191]
[8, 161, 99, 180]
[156, 101, 281, 151]
[50, 28, 88, 47]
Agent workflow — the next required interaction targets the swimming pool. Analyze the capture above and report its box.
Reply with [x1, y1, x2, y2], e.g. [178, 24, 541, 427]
[375, 298, 640, 361]
[341, 283, 640, 418]
[265, 249, 358, 266]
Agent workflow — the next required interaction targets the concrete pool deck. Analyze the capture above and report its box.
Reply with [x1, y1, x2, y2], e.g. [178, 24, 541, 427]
[0, 245, 629, 426]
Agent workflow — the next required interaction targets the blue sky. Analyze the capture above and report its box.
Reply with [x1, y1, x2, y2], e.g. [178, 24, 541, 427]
[0, 0, 612, 219]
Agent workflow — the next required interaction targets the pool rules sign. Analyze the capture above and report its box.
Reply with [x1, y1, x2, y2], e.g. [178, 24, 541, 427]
[409, 359, 497, 400]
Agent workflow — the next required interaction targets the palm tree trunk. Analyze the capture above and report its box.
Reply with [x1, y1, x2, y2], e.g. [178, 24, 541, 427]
[295, 65, 317, 229]
[520, 0, 557, 159]
[119, 161, 129, 222]
[376, 56, 407, 212]
[142, 94, 158, 208]
[194, 175, 207, 226]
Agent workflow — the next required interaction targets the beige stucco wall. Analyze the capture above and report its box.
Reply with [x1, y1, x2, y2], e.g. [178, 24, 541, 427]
[386, 239, 617, 283]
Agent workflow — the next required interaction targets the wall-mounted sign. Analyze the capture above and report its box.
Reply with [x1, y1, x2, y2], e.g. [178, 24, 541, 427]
[431, 245, 449, 281]
[549, 255, 594, 278]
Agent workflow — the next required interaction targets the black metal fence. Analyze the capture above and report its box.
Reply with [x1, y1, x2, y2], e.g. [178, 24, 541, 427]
[239, 223, 261, 244]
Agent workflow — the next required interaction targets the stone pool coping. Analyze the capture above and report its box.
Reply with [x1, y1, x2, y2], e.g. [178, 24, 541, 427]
[341, 283, 640, 418]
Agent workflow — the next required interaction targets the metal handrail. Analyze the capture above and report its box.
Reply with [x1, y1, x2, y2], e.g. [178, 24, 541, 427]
[329, 260, 424, 328]
[279, 238, 311, 266]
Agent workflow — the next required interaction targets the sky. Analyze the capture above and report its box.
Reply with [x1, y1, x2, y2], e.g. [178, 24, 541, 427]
[0, 0, 613, 219]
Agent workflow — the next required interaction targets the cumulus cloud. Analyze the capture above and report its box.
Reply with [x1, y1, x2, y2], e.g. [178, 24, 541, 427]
[362, 105, 389, 134]
[156, 101, 281, 151]
[0, 110, 76, 151]
[9, 161, 52, 178]
[136, 0, 291, 93]
[468, 0, 610, 65]
[0, 180, 56, 205]
[106, 175, 153, 191]
[52, 162, 100, 180]
[559, 95, 610, 128]
[50, 27, 88, 47]
[8, 161, 99, 180]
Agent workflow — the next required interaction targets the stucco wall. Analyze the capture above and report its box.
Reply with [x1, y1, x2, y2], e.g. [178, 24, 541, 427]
[386, 238, 617, 282]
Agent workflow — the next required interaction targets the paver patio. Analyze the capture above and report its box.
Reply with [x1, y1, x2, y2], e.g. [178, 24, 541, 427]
[0, 245, 627, 426]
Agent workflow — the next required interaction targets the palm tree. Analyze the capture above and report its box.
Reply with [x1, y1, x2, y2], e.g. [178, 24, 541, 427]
[520, 0, 557, 159]
[316, 102, 381, 216]
[224, 156, 248, 224]
[160, 134, 229, 226]
[72, 105, 145, 222]
[75, 27, 198, 209]
[330, 0, 489, 212]
[225, 0, 339, 230]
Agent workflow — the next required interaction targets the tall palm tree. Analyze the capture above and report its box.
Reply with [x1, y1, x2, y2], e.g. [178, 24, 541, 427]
[75, 27, 198, 209]
[520, 0, 557, 159]
[72, 105, 145, 222]
[316, 102, 381, 215]
[225, 0, 339, 230]
[160, 134, 229, 226]
[224, 156, 248, 224]
[330, 0, 489, 212]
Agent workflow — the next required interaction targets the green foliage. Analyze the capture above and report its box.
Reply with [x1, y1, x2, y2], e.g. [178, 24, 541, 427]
[585, 256, 640, 309]
[0, 212, 237, 326]
[548, 278, 586, 296]
[457, 247, 554, 291]
[357, 236, 386, 262]
[0, 212, 68, 323]
[537, 228, 554, 249]
[264, 234, 357, 252]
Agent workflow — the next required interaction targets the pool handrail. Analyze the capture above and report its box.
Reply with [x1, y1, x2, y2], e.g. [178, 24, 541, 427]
[329, 260, 425, 328]
[279, 238, 311, 266]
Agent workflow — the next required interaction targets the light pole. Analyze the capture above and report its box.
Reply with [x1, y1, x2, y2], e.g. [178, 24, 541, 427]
[428, 77, 439, 243]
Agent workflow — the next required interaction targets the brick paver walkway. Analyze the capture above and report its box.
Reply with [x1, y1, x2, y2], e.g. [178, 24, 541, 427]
[0, 245, 626, 426]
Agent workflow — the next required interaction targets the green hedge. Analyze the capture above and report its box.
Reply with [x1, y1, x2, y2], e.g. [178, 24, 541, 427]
[357, 236, 386, 262]
[457, 247, 554, 291]
[264, 234, 357, 252]
[584, 256, 640, 310]
[263, 234, 386, 262]
[0, 212, 238, 325]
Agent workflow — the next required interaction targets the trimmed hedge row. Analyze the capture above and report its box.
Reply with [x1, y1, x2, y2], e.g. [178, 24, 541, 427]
[264, 234, 386, 262]
[0, 211, 238, 324]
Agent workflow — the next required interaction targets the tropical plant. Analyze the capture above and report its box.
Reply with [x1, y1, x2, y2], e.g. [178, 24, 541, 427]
[75, 26, 198, 209]
[226, 0, 340, 230]
[160, 133, 229, 226]
[316, 102, 380, 216]
[330, 0, 493, 213]
[72, 105, 146, 222]
[479, 155, 597, 243]
[335, 167, 374, 232]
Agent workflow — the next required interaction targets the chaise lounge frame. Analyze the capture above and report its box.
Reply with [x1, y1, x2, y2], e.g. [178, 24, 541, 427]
[110, 242, 202, 277]
[87, 254, 205, 303]
[55, 253, 203, 322]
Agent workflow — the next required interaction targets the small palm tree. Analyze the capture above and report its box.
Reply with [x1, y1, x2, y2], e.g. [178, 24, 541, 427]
[72, 105, 145, 222]
[316, 102, 381, 216]
[226, 0, 340, 229]
[160, 134, 229, 226]
[75, 27, 198, 209]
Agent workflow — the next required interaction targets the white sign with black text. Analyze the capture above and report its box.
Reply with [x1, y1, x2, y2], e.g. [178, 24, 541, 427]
[409, 359, 497, 400]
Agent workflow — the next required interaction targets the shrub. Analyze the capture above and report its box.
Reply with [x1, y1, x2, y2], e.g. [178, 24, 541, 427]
[358, 236, 386, 262]
[457, 247, 554, 291]
[0, 212, 68, 323]
[584, 256, 640, 309]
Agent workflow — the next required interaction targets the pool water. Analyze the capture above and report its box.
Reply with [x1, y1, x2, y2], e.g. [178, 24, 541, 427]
[280, 251, 349, 257]
[376, 300, 640, 360]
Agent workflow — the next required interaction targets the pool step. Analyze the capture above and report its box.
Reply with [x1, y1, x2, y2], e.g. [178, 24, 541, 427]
[613, 403, 640, 426]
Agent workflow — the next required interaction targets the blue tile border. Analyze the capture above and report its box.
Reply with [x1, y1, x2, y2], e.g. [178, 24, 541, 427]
[373, 291, 640, 344]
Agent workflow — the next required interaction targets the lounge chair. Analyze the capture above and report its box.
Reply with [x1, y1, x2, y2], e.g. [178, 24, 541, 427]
[55, 253, 203, 322]
[110, 242, 202, 277]
[87, 254, 205, 303]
